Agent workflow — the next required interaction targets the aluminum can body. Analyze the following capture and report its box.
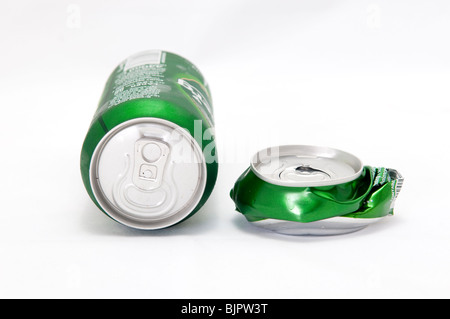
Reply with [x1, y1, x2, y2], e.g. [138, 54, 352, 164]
[81, 50, 218, 229]
[230, 145, 403, 235]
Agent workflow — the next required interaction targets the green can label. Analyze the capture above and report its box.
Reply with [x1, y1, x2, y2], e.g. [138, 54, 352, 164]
[81, 50, 218, 230]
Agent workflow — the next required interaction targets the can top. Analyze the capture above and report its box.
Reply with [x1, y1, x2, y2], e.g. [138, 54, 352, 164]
[251, 145, 363, 187]
[90, 118, 206, 230]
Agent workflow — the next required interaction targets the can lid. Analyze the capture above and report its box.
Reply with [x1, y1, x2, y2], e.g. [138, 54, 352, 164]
[251, 145, 363, 187]
[90, 118, 206, 230]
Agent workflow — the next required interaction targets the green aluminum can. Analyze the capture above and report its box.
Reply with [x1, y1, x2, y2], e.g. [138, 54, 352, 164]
[80, 50, 218, 230]
[230, 145, 403, 235]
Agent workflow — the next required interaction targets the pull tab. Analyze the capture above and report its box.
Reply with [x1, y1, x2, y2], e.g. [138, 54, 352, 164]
[295, 165, 331, 178]
[132, 138, 170, 190]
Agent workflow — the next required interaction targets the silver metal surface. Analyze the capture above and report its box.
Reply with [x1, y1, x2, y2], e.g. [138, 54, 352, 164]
[250, 217, 386, 236]
[251, 145, 363, 187]
[132, 139, 170, 190]
[90, 118, 207, 230]
[388, 168, 404, 209]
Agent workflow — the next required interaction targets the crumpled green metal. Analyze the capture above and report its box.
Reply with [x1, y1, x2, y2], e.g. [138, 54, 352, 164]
[230, 166, 402, 223]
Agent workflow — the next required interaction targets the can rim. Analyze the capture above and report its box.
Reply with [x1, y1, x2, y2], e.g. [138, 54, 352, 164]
[250, 144, 364, 187]
[249, 216, 385, 236]
[89, 117, 207, 230]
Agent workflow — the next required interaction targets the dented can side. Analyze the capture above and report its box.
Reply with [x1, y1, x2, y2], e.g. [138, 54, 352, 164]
[230, 145, 403, 235]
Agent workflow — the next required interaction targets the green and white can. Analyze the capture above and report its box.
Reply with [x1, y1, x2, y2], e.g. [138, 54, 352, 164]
[81, 50, 218, 230]
[230, 145, 403, 235]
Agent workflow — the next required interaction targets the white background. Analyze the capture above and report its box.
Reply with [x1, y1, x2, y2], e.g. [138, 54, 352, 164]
[1, 0, 449, 299]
